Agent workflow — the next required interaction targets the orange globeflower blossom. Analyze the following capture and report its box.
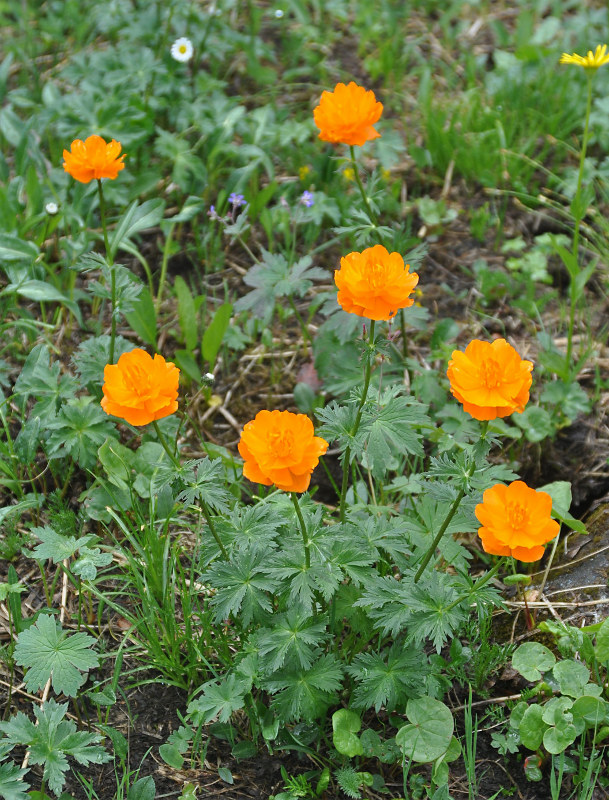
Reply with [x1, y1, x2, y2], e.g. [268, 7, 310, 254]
[475, 481, 559, 562]
[101, 349, 179, 426]
[63, 135, 126, 183]
[334, 244, 419, 321]
[314, 81, 383, 147]
[447, 339, 533, 421]
[239, 410, 328, 493]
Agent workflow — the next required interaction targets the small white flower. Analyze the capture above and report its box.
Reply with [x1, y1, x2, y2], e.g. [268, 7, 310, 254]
[274, 8, 284, 17]
[45, 202, 58, 215]
[171, 37, 193, 63]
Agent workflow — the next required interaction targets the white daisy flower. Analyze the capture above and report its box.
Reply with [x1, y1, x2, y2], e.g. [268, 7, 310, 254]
[45, 202, 59, 215]
[171, 37, 193, 63]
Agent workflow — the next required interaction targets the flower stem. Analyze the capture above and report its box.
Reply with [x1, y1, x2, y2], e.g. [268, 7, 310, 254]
[291, 492, 310, 570]
[156, 223, 174, 313]
[152, 420, 179, 465]
[414, 487, 465, 583]
[349, 144, 377, 225]
[511, 556, 534, 629]
[152, 419, 228, 560]
[442, 560, 503, 615]
[339, 320, 376, 523]
[566, 72, 593, 377]
[97, 179, 116, 364]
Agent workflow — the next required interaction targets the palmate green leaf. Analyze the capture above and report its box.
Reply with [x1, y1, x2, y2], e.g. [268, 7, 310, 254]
[363, 389, 428, 477]
[256, 610, 329, 673]
[0, 580, 25, 603]
[261, 654, 343, 723]
[338, 517, 412, 569]
[72, 546, 113, 581]
[29, 526, 92, 563]
[88, 264, 143, 316]
[71, 334, 133, 389]
[354, 575, 414, 636]
[315, 401, 369, 462]
[0, 761, 30, 800]
[13, 614, 98, 697]
[187, 675, 250, 724]
[263, 543, 342, 609]
[234, 250, 326, 320]
[207, 547, 279, 626]
[407, 495, 476, 573]
[13, 344, 77, 418]
[0, 699, 108, 797]
[346, 643, 428, 712]
[174, 458, 231, 513]
[407, 573, 468, 653]
[215, 503, 281, 551]
[325, 537, 376, 586]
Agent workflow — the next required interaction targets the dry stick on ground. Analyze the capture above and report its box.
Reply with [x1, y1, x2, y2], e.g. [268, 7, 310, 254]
[21, 558, 69, 771]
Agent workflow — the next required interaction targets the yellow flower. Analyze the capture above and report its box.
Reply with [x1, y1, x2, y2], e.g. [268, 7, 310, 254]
[343, 167, 355, 181]
[298, 165, 311, 181]
[560, 44, 609, 71]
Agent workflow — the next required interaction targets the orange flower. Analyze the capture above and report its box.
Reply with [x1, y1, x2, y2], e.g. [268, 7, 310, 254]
[334, 244, 419, 321]
[63, 135, 126, 183]
[447, 339, 533, 421]
[313, 82, 383, 147]
[101, 349, 179, 426]
[475, 481, 559, 562]
[239, 410, 328, 493]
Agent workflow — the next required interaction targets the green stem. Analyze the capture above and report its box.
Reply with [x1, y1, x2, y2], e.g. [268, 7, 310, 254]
[399, 308, 408, 360]
[156, 223, 174, 312]
[152, 420, 228, 559]
[339, 320, 376, 522]
[511, 555, 533, 629]
[414, 487, 465, 583]
[349, 144, 377, 225]
[200, 498, 229, 560]
[97, 179, 116, 363]
[442, 560, 502, 615]
[287, 294, 311, 353]
[566, 72, 593, 375]
[152, 420, 179, 465]
[291, 492, 310, 570]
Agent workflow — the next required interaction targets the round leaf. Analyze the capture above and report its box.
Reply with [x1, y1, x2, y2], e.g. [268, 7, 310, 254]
[512, 642, 556, 681]
[332, 709, 363, 757]
[518, 704, 545, 751]
[396, 697, 453, 762]
[572, 696, 606, 728]
[543, 722, 577, 754]
[553, 660, 590, 698]
[594, 617, 609, 663]
[541, 696, 573, 726]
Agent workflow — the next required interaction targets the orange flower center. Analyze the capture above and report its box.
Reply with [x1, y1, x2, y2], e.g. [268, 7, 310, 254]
[269, 429, 295, 459]
[369, 261, 388, 290]
[507, 501, 528, 532]
[124, 362, 150, 396]
[479, 358, 502, 389]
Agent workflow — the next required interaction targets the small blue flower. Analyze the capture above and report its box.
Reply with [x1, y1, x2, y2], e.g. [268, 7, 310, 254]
[300, 191, 314, 208]
[228, 192, 246, 207]
[207, 204, 220, 220]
